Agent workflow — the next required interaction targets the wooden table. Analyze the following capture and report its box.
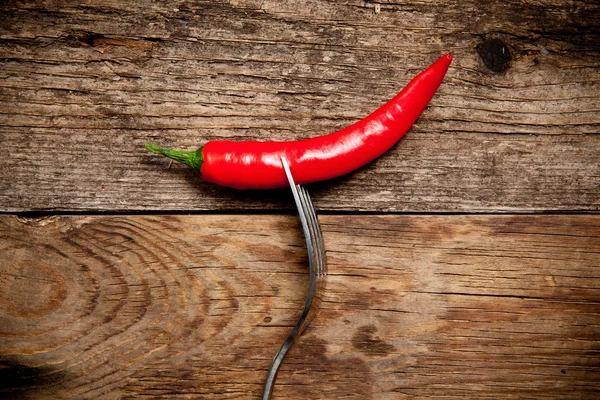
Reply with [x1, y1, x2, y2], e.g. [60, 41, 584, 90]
[1, 1, 599, 398]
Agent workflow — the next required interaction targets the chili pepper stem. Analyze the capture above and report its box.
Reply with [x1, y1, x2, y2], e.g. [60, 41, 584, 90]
[145, 143, 203, 174]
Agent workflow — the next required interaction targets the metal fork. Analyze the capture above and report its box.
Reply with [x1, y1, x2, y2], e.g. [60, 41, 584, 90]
[261, 157, 328, 400]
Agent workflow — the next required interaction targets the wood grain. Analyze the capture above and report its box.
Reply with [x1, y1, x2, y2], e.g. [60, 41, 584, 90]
[0, 0, 599, 212]
[1, 214, 599, 399]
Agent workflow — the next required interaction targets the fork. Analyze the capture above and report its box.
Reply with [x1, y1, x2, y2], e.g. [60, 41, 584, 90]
[261, 157, 328, 400]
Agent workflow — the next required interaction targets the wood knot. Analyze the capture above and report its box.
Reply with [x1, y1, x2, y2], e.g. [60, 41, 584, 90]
[0, 262, 66, 318]
[477, 38, 512, 73]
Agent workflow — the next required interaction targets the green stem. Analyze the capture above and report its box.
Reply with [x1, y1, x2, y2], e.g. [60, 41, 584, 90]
[145, 143, 204, 174]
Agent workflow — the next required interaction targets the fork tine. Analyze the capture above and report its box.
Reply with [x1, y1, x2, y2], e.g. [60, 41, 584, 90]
[297, 186, 324, 277]
[299, 186, 327, 277]
[296, 185, 327, 328]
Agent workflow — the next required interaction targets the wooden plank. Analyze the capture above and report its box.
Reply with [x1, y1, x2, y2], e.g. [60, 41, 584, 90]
[0, 1, 599, 212]
[1, 214, 599, 399]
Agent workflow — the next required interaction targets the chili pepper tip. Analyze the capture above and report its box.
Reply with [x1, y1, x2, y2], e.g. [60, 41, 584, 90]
[437, 53, 453, 68]
[145, 142, 203, 174]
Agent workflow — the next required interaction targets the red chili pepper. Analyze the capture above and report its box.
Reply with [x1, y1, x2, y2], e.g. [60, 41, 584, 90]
[147, 54, 452, 189]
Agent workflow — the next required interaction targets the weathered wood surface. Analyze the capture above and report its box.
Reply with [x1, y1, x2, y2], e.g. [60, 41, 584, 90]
[1, 2, 599, 399]
[1, 0, 599, 212]
[1, 214, 599, 399]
